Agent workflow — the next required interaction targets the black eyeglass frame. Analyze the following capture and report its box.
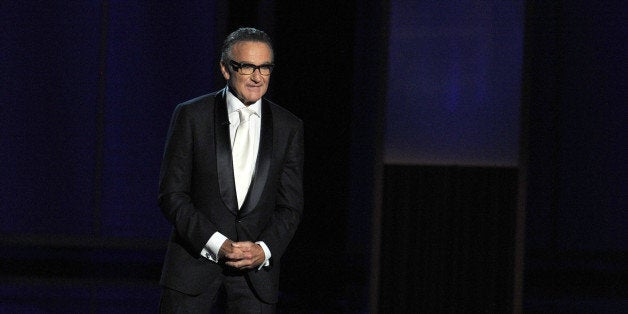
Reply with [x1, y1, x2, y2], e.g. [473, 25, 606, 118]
[228, 60, 275, 76]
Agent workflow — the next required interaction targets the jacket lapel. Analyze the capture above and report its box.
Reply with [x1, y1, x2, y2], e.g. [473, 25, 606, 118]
[214, 88, 239, 215]
[239, 100, 273, 216]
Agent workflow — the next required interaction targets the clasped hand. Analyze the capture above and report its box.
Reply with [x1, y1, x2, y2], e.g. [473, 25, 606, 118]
[219, 239, 265, 270]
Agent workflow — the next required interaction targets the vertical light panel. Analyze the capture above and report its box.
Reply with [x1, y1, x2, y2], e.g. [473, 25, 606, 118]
[0, 2, 101, 235]
[385, 1, 523, 166]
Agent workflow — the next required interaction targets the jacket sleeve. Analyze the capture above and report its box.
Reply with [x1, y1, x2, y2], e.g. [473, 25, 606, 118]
[158, 103, 217, 254]
[259, 120, 304, 260]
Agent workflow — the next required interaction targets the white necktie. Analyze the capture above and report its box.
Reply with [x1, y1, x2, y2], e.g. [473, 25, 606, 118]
[232, 108, 256, 208]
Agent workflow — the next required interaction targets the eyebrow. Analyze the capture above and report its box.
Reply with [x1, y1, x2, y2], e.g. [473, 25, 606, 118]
[239, 62, 274, 66]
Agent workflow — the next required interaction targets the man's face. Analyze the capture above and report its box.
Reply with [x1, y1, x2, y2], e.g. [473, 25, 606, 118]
[220, 41, 273, 106]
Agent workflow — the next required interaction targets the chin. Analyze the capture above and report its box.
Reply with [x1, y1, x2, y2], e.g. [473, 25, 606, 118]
[245, 94, 263, 103]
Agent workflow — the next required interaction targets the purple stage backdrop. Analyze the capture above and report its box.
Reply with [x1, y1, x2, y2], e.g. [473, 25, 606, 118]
[385, 1, 523, 166]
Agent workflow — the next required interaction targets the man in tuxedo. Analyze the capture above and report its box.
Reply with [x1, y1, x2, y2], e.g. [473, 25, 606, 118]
[158, 27, 303, 313]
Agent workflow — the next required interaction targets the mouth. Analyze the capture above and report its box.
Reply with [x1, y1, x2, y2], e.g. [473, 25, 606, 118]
[246, 85, 262, 90]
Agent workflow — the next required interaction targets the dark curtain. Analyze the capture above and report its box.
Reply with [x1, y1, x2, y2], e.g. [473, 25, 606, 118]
[379, 165, 518, 313]
[521, 1, 627, 312]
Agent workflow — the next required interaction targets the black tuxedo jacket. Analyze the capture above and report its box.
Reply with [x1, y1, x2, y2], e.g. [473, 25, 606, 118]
[158, 88, 304, 303]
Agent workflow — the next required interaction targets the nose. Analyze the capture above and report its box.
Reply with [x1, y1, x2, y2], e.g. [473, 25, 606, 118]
[250, 69, 262, 81]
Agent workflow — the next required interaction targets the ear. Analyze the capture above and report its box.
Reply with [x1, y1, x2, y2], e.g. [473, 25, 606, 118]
[220, 61, 230, 80]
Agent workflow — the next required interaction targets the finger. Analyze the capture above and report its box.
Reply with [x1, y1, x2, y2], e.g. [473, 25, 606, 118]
[225, 251, 245, 260]
[232, 241, 254, 248]
[226, 260, 251, 269]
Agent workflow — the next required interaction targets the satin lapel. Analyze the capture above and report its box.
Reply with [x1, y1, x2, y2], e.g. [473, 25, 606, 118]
[240, 100, 273, 216]
[214, 88, 239, 214]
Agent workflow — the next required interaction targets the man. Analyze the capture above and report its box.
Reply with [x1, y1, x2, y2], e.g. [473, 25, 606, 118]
[158, 27, 303, 313]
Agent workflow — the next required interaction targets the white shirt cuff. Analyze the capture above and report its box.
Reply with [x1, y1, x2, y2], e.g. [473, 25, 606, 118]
[255, 241, 271, 270]
[200, 232, 228, 263]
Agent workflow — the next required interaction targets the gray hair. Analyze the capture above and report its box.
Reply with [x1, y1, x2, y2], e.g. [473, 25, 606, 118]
[220, 27, 274, 64]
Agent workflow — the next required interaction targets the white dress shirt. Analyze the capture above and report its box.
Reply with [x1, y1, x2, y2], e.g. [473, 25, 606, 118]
[200, 88, 271, 269]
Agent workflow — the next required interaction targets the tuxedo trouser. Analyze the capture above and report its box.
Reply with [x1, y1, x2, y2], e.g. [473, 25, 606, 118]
[159, 272, 276, 314]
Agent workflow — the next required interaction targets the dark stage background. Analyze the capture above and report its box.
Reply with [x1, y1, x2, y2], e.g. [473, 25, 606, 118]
[1, 1, 625, 313]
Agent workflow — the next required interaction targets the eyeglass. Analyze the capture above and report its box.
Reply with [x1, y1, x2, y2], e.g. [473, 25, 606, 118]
[229, 60, 274, 76]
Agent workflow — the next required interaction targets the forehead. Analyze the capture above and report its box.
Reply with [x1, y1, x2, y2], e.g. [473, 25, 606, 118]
[230, 41, 273, 62]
